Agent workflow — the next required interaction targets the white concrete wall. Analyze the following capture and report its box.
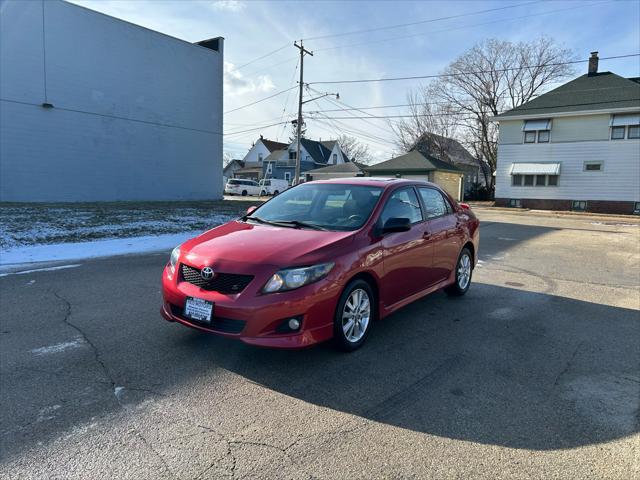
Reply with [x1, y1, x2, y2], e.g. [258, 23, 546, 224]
[495, 140, 640, 201]
[0, 0, 223, 201]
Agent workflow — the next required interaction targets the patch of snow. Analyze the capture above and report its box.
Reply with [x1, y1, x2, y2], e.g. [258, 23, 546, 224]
[0, 264, 82, 277]
[31, 338, 84, 356]
[114, 386, 125, 400]
[26, 280, 36, 285]
[37, 405, 61, 422]
[497, 237, 516, 241]
[1, 232, 201, 267]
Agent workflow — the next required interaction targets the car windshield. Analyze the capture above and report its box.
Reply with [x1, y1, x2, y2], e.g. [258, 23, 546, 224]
[247, 183, 383, 231]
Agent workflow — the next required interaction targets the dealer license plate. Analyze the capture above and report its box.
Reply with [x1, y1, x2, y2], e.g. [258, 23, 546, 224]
[183, 297, 214, 323]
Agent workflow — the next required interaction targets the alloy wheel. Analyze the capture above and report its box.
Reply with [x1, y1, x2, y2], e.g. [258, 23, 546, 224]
[342, 288, 371, 343]
[457, 252, 471, 290]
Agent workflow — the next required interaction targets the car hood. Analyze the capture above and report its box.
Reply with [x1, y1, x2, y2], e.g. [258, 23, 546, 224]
[181, 220, 355, 270]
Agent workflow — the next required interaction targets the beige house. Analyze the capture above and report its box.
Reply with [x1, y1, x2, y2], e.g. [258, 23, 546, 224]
[364, 151, 464, 201]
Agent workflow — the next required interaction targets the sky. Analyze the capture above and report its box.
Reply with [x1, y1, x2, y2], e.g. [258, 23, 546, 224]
[71, 0, 640, 161]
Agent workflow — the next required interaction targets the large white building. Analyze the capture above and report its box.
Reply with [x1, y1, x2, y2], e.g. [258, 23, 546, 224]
[494, 53, 640, 214]
[0, 0, 224, 201]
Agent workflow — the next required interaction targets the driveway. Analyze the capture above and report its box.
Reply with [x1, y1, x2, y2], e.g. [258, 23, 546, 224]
[1, 210, 638, 479]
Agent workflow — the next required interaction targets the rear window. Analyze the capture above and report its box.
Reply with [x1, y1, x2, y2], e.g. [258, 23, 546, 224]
[227, 180, 240, 185]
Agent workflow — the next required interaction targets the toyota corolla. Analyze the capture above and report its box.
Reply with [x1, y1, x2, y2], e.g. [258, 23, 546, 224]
[161, 178, 479, 351]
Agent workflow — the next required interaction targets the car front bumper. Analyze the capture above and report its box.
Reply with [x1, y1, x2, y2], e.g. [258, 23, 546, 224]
[161, 264, 340, 349]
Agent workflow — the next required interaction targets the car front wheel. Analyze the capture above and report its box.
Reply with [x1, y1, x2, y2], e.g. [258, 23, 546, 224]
[333, 279, 374, 351]
[445, 247, 473, 296]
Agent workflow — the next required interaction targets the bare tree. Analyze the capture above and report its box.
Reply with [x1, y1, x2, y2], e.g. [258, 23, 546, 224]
[223, 151, 235, 168]
[430, 37, 576, 191]
[392, 88, 461, 160]
[393, 37, 576, 192]
[337, 135, 374, 164]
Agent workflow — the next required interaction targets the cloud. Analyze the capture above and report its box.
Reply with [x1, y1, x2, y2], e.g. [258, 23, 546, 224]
[224, 62, 276, 96]
[211, 1, 245, 12]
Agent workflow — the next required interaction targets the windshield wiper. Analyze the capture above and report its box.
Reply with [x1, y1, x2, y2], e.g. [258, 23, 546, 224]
[272, 220, 328, 231]
[242, 215, 282, 227]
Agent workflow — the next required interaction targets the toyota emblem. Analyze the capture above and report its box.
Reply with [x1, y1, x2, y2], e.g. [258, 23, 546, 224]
[201, 267, 215, 280]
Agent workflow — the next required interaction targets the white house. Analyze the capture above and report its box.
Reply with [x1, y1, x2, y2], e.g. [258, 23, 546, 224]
[233, 136, 288, 181]
[493, 53, 640, 214]
[0, 0, 224, 201]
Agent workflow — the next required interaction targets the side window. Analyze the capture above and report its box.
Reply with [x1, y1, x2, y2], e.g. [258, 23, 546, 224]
[418, 188, 449, 219]
[380, 188, 423, 225]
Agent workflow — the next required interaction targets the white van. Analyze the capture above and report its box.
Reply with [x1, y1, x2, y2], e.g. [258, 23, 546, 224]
[224, 179, 261, 196]
[258, 178, 289, 196]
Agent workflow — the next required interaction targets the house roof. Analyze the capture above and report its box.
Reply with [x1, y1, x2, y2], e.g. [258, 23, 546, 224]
[496, 72, 640, 119]
[365, 150, 462, 173]
[412, 132, 477, 167]
[300, 138, 334, 164]
[259, 138, 289, 152]
[306, 162, 364, 174]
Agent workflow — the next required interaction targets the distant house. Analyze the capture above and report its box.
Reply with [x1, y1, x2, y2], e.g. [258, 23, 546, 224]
[222, 159, 245, 179]
[493, 52, 640, 214]
[233, 136, 288, 181]
[412, 133, 488, 195]
[364, 150, 464, 200]
[261, 138, 350, 184]
[306, 162, 365, 181]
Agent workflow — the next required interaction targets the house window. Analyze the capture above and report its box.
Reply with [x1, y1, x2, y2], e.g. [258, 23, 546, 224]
[284, 172, 291, 183]
[512, 174, 558, 187]
[583, 161, 603, 172]
[289, 150, 296, 160]
[610, 114, 640, 139]
[306, 155, 311, 161]
[258, 153, 263, 162]
[508, 199, 522, 208]
[611, 126, 626, 140]
[266, 163, 273, 174]
[333, 153, 337, 162]
[572, 200, 587, 212]
[523, 119, 552, 143]
[537, 130, 550, 143]
[634, 202, 640, 215]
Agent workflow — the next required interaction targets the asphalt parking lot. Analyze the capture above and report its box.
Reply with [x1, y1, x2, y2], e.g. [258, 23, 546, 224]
[1, 209, 639, 479]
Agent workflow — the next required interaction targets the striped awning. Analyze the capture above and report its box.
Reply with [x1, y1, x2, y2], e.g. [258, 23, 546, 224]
[611, 114, 640, 126]
[510, 163, 561, 175]
[522, 119, 551, 131]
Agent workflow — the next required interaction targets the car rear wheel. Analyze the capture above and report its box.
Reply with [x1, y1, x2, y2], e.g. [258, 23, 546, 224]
[445, 247, 473, 296]
[260, 190, 266, 196]
[241, 190, 248, 196]
[333, 279, 374, 351]
[273, 190, 279, 195]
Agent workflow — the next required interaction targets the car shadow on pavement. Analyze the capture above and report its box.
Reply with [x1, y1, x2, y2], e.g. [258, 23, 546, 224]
[178, 283, 640, 451]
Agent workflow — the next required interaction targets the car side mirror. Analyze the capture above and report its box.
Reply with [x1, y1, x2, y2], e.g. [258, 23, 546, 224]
[382, 217, 411, 234]
[246, 205, 258, 215]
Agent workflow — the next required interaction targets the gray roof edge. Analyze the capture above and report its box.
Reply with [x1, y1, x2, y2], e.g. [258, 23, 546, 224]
[492, 105, 640, 121]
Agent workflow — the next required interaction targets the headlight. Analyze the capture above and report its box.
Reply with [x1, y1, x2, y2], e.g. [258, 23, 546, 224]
[262, 262, 334, 293]
[169, 245, 180, 273]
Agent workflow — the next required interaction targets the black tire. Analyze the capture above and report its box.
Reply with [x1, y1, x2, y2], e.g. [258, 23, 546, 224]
[445, 247, 473, 296]
[241, 190, 248, 196]
[260, 190, 266, 196]
[333, 279, 375, 352]
[273, 190, 279, 196]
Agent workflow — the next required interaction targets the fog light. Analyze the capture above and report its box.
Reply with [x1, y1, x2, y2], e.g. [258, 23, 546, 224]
[288, 318, 300, 330]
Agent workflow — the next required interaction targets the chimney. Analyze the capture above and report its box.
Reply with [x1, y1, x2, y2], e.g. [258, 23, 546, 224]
[588, 51, 599, 76]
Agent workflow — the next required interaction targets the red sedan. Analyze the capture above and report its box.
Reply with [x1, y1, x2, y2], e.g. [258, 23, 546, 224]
[161, 178, 479, 351]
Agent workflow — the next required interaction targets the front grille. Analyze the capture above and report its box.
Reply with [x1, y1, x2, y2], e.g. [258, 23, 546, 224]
[169, 303, 246, 334]
[180, 264, 253, 294]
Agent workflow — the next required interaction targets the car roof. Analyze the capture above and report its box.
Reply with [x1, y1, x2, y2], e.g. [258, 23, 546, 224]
[307, 176, 436, 189]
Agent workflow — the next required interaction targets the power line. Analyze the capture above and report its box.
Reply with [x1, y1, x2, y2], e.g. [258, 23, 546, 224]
[310, 53, 640, 85]
[302, 1, 536, 41]
[224, 121, 290, 136]
[223, 85, 297, 114]
[225, 43, 290, 75]
[312, 1, 610, 53]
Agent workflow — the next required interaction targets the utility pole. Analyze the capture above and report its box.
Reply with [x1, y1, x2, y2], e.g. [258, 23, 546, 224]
[293, 40, 312, 185]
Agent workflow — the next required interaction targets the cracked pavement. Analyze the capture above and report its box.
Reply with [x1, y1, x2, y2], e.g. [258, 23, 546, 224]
[1, 209, 639, 479]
